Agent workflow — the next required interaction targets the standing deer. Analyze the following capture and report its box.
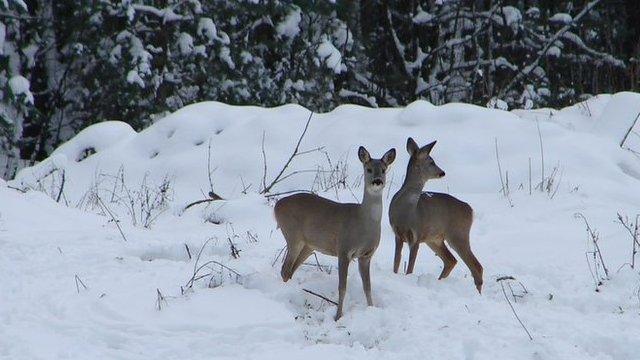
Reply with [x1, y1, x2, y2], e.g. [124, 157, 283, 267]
[275, 146, 396, 320]
[389, 138, 483, 293]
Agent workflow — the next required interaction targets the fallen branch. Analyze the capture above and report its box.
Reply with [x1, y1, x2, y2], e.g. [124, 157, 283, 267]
[302, 288, 338, 306]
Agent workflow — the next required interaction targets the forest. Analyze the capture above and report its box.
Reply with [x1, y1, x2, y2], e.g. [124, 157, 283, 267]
[1, 0, 639, 177]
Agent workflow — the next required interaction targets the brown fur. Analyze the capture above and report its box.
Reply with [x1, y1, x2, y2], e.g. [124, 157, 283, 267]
[389, 138, 483, 293]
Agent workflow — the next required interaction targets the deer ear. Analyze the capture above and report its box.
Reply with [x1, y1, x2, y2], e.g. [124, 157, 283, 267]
[382, 148, 396, 165]
[358, 146, 371, 163]
[421, 140, 437, 154]
[407, 137, 419, 156]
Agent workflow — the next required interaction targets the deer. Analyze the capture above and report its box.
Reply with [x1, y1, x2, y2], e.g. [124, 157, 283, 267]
[274, 146, 396, 321]
[389, 137, 483, 293]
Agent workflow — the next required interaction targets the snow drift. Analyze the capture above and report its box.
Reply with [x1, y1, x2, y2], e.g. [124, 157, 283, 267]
[3, 93, 640, 359]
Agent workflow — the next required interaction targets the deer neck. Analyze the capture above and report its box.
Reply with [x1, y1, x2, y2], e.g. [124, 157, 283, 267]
[396, 172, 425, 206]
[361, 187, 383, 222]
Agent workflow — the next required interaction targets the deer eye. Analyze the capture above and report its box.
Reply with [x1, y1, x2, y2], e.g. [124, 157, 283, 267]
[367, 168, 372, 173]
[382, 168, 386, 174]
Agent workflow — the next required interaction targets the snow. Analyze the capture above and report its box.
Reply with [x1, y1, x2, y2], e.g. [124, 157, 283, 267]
[177, 32, 194, 55]
[0, 21, 5, 55]
[276, 7, 301, 39]
[317, 36, 345, 74]
[126, 70, 145, 88]
[549, 13, 573, 25]
[487, 97, 508, 110]
[413, 8, 434, 25]
[219, 46, 235, 69]
[8, 75, 34, 104]
[4, 94, 640, 359]
[501, 6, 522, 28]
[547, 45, 562, 58]
[197, 17, 217, 44]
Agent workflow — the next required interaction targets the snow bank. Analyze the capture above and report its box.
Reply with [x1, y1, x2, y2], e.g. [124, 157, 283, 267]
[3, 93, 640, 359]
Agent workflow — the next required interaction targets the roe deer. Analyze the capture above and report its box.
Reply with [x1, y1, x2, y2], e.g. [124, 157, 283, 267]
[389, 138, 483, 293]
[275, 146, 396, 320]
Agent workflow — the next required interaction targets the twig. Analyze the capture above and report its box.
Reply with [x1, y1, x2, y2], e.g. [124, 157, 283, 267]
[494, 138, 512, 206]
[313, 252, 324, 272]
[261, 112, 315, 194]
[497, 277, 533, 340]
[228, 237, 240, 259]
[272, 246, 286, 267]
[56, 170, 66, 203]
[302, 288, 338, 306]
[261, 131, 268, 192]
[620, 112, 640, 148]
[536, 120, 544, 190]
[616, 213, 640, 269]
[575, 213, 610, 287]
[6, 185, 27, 193]
[75, 274, 88, 293]
[96, 196, 128, 242]
[156, 288, 167, 311]
[183, 191, 224, 211]
[184, 243, 192, 260]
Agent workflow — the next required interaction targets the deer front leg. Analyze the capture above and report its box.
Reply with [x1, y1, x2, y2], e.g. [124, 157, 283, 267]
[335, 255, 350, 321]
[358, 256, 373, 306]
[393, 235, 403, 274]
[406, 242, 420, 274]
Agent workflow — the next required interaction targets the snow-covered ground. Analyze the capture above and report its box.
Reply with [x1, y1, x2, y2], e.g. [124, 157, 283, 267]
[2, 93, 640, 359]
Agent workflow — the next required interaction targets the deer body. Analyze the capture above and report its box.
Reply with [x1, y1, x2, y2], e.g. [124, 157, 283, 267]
[389, 138, 483, 293]
[275, 147, 396, 320]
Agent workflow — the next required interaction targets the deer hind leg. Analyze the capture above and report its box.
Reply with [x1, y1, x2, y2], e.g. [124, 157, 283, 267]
[447, 233, 483, 293]
[425, 240, 457, 280]
[280, 237, 305, 282]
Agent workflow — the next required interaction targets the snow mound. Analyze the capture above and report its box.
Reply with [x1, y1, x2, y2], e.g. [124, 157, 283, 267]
[3, 93, 640, 359]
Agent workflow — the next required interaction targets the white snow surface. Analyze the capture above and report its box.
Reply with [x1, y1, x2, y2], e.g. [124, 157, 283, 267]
[4, 93, 640, 359]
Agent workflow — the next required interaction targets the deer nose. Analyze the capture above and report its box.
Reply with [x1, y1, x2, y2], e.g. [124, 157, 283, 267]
[439, 171, 446, 177]
[372, 179, 383, 186]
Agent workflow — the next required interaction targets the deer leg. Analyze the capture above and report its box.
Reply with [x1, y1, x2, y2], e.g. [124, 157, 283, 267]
[335, 254, 350, 321]
[393, 235, 403, 274]
[280, 240, 305, 282]
[406, 242, 420, 274]
[358, 256, 373, 306]
[448, 236, 483, 294]
[290, 246, 314, 275]
[429, 242, 457, 280]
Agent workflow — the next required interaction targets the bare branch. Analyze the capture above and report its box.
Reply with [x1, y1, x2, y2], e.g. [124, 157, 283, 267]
[302, 288, 338, 306]
[261, 111, 316, 194]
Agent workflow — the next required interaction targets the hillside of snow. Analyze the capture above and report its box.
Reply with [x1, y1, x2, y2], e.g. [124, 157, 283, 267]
[2, 93, 640, 359]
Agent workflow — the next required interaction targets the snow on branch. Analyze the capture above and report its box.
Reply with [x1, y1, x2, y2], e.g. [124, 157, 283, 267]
[131, 4, 192, 23]
[498, 0, 612, 98]
[561, 31, 625, 68]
